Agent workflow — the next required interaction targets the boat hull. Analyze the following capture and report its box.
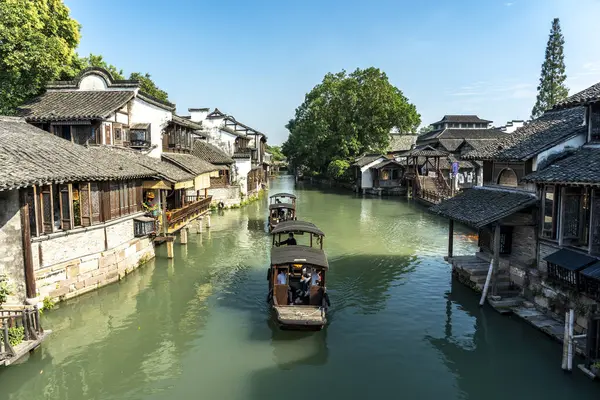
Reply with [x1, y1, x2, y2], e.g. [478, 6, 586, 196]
[272, 305, 326, 330]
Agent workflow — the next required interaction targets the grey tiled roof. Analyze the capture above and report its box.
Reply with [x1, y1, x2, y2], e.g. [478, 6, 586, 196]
[388, 134, 417, 153]
[0, 117, 156, 191]
[522, 148, 600, 184]
[555, 82, 600, 108]
[220, 125, 246, 137]
[162, 153, 218, 175]
[232, 151, 252, 159]
[438, 139, 465, 152]
[462, 107, 586, 161]
[352, 154, 384, 167]
[417, 128, 504, 145]
[94, 146, 193, 183]
[171, 114, 203, 130]
[192, 140, 233, 165]
[396, 145, 448, 158]
[430, 186, 537, 228]
[432, 115, 492, 124]
[18, 90, 135, 121]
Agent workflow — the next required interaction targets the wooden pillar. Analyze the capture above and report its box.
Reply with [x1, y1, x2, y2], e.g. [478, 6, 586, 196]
[180, 227, 188, 245]
[448, 219, 454, 259]
[197, 217, 203, 234]
[206, 214, 211, 228]
[161, 190, 168, 236]
[492, 223, 501, 296]
[166, 238, 174, 259]
[19, 191, 36, 299]
[204, 188, 208, 198]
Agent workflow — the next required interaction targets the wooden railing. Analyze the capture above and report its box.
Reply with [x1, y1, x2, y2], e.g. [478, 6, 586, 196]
[1, 308, 43, 361]
[167, 196, 212, 231]
[421, 189, 447, 204]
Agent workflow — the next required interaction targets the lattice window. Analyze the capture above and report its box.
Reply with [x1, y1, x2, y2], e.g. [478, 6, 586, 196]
[79, 183, 91, 227]
[581, 274, 600, 301]
[90, 183, 101, 223]
[542, 185, 558, 239]
[591, 102, 600, 142]
[25, 187, 38, 237]
[563, 190, 581, 239]
[59, 184, 71, 230]
[40, 186, 53, 233]
[548, 262, 579, 287]
[110, 182, 120, 219]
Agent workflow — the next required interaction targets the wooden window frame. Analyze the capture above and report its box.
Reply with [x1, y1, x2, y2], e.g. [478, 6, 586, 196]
[561, 186, 591, 248]
[541, 185, 558, 240]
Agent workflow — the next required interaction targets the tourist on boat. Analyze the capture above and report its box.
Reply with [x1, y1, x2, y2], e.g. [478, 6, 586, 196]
[311, 270, 321, 286]
[277, 269, 287, 284]
[278, 233, 296, 246]
[300, 268, 311, 296]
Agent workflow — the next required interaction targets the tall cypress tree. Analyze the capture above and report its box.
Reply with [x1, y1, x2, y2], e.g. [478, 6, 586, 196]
[531, 18, 569, 119]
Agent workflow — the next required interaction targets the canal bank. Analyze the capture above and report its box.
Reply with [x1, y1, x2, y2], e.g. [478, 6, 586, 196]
[0, 175, 598, 399]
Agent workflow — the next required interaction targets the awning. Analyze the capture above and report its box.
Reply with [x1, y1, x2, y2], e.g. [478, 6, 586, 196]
[429, 187, 537, 228]
[143, 180, 171, 190]
[582, 262, 600, 279]
[174, 180, 194, 190]
[543, 249, 597, 271]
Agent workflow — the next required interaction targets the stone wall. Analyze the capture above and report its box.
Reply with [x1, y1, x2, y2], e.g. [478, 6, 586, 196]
[0, 190, 26, 304]
[31, 213, 155, 303]
[208, 186, 241, 207]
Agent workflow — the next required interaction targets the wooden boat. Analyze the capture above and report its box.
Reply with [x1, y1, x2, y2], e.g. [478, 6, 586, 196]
[267, 220, 330, 330]
[268, 193, 297, 231]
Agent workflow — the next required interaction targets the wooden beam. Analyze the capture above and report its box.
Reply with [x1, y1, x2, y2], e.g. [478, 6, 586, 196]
[161, 190, 168, 236]
[558, 186, 566, 246]
[448, 219, 454, 259]
[19, 190, 36, 298]
[492, 223, 501, 296]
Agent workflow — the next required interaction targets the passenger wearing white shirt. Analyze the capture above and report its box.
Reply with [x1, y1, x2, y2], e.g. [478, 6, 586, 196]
[277, 270, 287, 285]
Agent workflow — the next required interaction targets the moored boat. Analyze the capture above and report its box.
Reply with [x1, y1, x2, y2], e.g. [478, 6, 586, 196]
[268, 193, 297, 231]
[267, 220, 330, 330]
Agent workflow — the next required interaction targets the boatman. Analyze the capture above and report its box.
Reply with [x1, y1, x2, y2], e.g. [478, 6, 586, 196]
[279, 233, 297, 246]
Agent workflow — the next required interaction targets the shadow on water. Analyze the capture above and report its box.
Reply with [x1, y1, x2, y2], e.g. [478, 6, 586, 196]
[423, 278, 600, 400]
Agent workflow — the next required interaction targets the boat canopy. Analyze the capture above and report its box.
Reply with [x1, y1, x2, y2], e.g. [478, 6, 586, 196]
[271, 220, 324, 236]
[270, 192, 296, 199]
[269, 202, 295, 210]
[270, 246, 328, 269]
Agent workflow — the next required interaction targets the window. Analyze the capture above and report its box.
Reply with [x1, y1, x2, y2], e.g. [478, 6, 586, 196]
[72, 126, 93, 145]
[542, 185, 558, 239]
[562, 187, 590, 247]
[40, 185, 53, 233]
[591, 189, 600, 254]
[590, 102, 600, 142]
[52, 125, 72, 141]
[391, 169, 399, 180]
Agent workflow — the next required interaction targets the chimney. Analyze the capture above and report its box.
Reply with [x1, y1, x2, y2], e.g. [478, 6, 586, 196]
[188, 107, 210, 122]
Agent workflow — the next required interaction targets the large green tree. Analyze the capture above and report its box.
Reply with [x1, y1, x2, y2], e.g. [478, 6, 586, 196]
[0, 0, 80, 114]
[531, 18, 569, 119]
[129, 72, 169, 102]
[266, 145, 286, 162]
[282, 67, 420, 178]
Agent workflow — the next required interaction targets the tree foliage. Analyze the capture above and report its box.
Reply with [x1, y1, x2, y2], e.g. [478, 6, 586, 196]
[531, 18, 569, 119]
[282, 67, 420, 177]
[418, 125, 434, 135]
[266, 145, 286, 162]
[71, 53, 125, 80]
[326, 159, 351, 181]
[69, 55, 170, 102]
[129, 72, 169, 102]
[0, 0, 81, 114]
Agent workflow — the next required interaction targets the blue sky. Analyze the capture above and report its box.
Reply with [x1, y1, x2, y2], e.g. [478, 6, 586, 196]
[66, 0, 600, 144]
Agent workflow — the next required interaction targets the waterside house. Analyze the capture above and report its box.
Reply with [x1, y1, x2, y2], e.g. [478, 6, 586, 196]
[352, 133, 416, 195]
[0, 117, 161, 306]
[416, 115, 506, 194]
[430, 83, 600, 336]
[192, 140, 239, 206]
[187, 108, 269, 197]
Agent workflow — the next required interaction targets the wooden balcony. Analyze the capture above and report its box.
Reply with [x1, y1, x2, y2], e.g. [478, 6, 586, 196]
[166, 196, 212, 234]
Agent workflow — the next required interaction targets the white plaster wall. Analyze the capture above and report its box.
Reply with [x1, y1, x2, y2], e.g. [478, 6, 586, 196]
[115, 111, 129, 124]
[78, 75, 108, 91]
[189, 110, 209, 123]
[359, 158, 385, 189]
[533, 133, 586, 170]
[205, 127, 237, 156]
[0, 190, 26, 303]
[235, 158, 252, 195]
[106, 218, 135, 249]
[130, 97, 172, 158]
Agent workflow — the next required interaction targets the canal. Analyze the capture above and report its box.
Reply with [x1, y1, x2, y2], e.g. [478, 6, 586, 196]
[1, 175, 598, 399]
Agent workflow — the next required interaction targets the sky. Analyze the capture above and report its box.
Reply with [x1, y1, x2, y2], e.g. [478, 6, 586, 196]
[65, 0, 600, 145]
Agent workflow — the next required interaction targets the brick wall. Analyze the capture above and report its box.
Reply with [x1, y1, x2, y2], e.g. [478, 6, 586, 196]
[537, 241, 559, 273]
[0, 190, 26, 304]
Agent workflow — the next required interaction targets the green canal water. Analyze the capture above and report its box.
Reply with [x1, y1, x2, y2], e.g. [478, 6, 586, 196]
[1, 175, 599, 399]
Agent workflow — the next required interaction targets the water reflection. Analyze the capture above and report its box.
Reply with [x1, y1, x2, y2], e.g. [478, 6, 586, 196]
[269, 321, 329, 369]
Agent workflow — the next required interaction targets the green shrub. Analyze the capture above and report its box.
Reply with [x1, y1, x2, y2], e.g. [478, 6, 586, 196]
[8, 326, 24, 346]
[0, 275, 11, 306]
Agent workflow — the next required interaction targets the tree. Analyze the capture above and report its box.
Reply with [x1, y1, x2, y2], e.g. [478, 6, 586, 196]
[68, 56, 170, 102]
[282, 67, 420, 178]
[0, 0, 81, 114]
[531, 18, 569, 119]
[70, 53, 125, 80]
[129, 72, 169, 102]
[266, 145, 286, 162]
[418, 125, 434, 135]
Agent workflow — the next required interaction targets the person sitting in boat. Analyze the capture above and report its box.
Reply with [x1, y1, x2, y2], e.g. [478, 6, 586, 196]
[277, 269, 287, 284]
[300, 268, 311, 296]
[278, 233, 297, 246]
[311, 270, 321, 286]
